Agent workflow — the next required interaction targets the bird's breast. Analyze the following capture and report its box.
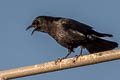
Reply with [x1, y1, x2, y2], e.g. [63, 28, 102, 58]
[49, 20, 87, 49]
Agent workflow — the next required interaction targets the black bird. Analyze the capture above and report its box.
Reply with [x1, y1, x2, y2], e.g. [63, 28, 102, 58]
[26, 16, 118, 59]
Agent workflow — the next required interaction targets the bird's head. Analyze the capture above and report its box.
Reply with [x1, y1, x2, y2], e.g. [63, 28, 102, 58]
[26, 16, 50, 35]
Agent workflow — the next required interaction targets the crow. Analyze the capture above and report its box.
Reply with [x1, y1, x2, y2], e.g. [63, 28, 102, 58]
[26, 16, 118, 59]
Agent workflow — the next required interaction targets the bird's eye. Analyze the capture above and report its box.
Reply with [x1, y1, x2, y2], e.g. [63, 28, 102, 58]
[32, 20, 39, 25]
[36, 21, 39, 25]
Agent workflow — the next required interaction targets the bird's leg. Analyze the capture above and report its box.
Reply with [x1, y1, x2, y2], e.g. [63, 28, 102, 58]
[55, 49, 72, 63]
[80, 47, 83, 56]
[75, 47, 83, 59]
[59, 49, 72, 60]
[63, 49, 72, 59]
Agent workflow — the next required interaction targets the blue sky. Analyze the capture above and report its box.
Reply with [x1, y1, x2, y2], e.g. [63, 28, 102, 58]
[0, 0, 120, 80]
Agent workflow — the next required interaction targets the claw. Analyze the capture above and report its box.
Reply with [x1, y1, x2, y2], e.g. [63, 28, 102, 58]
[75, 54, 82, 60]
[55, 57, 65, 64]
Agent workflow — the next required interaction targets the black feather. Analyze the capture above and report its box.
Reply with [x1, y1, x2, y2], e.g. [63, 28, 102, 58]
[26, 16, 118, 58]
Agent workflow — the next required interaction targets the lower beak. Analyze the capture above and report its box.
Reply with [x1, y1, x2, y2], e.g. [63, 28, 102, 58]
[31, 28, 38, 35]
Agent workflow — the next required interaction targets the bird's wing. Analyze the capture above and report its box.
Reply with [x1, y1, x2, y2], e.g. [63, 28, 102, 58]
[62, 19, 93, 35]
[61, 19, 113, 39]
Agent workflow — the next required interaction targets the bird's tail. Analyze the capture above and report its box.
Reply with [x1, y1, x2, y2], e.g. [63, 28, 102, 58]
[85, 38, 118, 53]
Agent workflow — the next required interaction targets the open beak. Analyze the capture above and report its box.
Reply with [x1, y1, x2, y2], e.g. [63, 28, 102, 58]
[26, 24, 38, 35]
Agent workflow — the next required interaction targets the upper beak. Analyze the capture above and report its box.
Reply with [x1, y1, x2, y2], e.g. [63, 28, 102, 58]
[26, 25, 33, 31]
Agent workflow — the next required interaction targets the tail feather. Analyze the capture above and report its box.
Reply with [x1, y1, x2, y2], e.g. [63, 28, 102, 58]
[85, 38, 118, 53]
[102, 33, 113, 37]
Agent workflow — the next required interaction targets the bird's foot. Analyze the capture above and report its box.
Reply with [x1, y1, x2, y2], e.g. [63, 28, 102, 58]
[72, 55, 82, 63]
[55, 57, 65, 64]
[75, 54, 82, 60]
